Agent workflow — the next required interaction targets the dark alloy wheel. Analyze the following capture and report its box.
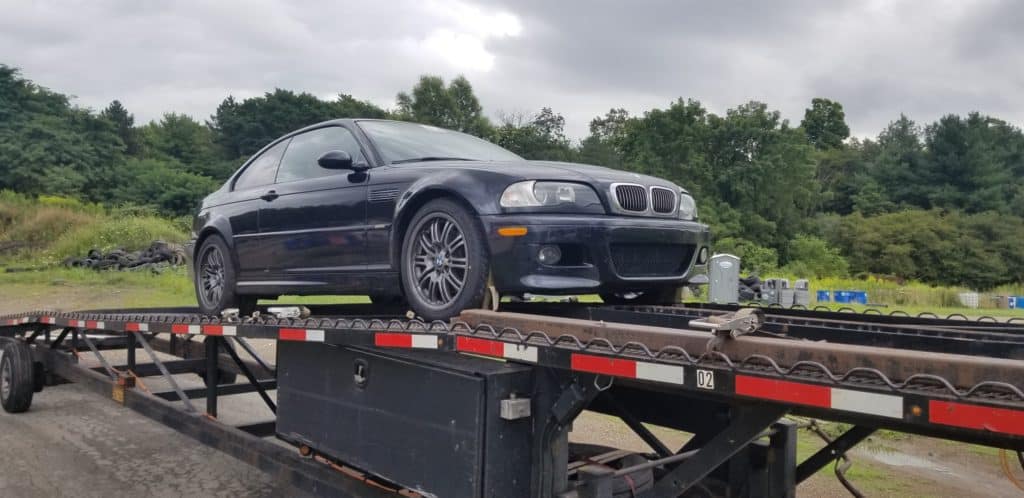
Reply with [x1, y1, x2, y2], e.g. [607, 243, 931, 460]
[194, 235, 256, 316]
[599, 287, 678, 306]
[1, 340, 35, 413]
[401, 199, 488, 321]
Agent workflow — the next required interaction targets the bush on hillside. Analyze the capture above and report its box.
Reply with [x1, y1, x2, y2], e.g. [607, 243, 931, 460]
[48, 216, 187, 261]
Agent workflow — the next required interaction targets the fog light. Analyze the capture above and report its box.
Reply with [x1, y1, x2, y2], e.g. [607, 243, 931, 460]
[538, 245, 562, 265]
[697, 247, 709, 264]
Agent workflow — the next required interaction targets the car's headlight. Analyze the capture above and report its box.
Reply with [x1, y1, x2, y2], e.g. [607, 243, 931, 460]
[500, 181, 601, 210]
[679, 193, 697, 220]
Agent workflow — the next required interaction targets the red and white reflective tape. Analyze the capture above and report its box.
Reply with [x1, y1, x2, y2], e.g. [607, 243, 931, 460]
[569, 353, 685, 385]
[125, 322, 149, 332]
[374, 332, 439, 349]
[201, 324, 236, 336]
[929, 400, 1024, 436]
[4, 317, 29, 325]
[41, 316, 56, 325]
[68, 319, 105, 329]
[735, 375, 903, 419]
[455, 336, 538, 362]
[171, 324, 201, 335]
[279, 328, 325, 342]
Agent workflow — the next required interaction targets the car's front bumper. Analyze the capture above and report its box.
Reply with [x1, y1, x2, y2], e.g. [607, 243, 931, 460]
[480, 214, 711, 295]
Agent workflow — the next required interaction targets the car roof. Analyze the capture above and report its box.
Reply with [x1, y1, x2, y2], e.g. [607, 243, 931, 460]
[289, 117, 402, 135]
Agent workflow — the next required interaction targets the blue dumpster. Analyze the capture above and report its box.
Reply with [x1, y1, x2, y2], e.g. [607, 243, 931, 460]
[816, 290, 830, 302]
[852, 291, 868, 305]
[833, 291, 852, 303]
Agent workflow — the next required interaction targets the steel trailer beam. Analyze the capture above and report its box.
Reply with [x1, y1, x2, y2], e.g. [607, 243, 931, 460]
[648, 405, 788, 496]
[459, 310, 1024, 390]
[795, 425, 876, 483]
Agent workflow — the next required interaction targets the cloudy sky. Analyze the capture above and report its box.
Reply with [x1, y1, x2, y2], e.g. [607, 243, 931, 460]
[1, 0, 1021, 139]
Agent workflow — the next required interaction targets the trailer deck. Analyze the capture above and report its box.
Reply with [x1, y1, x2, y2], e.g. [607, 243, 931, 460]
[1, 303, 1022, 497]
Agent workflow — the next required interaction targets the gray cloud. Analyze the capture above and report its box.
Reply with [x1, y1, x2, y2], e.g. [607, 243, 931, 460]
[1, 0, 1021, 139]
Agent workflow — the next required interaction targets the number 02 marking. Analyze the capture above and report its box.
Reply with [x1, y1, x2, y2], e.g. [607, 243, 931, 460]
[696, 369, 715, 389]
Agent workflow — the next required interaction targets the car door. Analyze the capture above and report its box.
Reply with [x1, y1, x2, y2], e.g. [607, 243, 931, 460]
[257, 125, 370, 280]
[226, 138, 289, 280]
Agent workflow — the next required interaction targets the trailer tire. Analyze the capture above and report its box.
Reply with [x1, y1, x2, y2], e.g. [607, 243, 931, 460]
[1, 340, 35, 413]
[202, 369, 237, 387]
[570, 443, 654, 496]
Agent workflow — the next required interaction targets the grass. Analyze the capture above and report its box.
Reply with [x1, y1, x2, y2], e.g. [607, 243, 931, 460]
[793, 424, 928, 496]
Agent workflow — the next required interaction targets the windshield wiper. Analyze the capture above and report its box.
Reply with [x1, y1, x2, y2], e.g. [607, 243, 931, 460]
[390, 156, 474, 164]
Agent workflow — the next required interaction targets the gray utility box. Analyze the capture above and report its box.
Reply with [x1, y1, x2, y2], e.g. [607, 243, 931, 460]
[794, 279, 811, 307]
[763, 278, 793, 306]
[276, 342, 535, 498]
[709, 253, 740, 304]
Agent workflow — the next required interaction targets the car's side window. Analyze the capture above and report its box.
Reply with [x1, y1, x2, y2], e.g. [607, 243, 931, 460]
[234, 139, 289, 191]
[275, 126, 367, 184]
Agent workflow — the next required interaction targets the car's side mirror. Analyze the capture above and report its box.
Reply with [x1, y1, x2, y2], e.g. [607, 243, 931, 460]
[318, 150, 371, 172]
[317, 150, 353, 170]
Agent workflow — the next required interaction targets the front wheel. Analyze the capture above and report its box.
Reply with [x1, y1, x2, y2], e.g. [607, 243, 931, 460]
[194, 235, 256, 316]
[599, 287, 679, 306]
[401, 199, 489, 322]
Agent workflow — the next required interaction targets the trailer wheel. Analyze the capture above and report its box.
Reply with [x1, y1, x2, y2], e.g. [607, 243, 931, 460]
[1, 340, 35, 413]
[201, 369, 237, 387]
[570, 443, 654, 496]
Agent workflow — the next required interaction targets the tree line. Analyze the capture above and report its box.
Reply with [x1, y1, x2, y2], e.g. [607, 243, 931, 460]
[1, 65, 1022, 289]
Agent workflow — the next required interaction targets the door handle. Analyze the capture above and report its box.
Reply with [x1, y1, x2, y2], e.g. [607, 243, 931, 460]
[261, 190, 279, 201]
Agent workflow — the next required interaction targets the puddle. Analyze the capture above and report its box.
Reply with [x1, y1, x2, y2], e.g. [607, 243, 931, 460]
[863, 448, 955, 476]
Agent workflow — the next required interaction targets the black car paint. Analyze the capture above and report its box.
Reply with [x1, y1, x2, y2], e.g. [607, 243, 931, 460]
[192, 119, 710, 298]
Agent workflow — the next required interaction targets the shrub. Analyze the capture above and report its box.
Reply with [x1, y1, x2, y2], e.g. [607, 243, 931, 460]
[2, 206, 97, 250]
[714, 237, 778, 274]
[782, 235, 849, 278]
[47, 215, 188, 261]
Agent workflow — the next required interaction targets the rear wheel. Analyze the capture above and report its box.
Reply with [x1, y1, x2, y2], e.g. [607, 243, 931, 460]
[194, 235, 256, 316]
[599, 286, 678, 306]
[1, 340, 35, 413]
[401, 199, 488, 321]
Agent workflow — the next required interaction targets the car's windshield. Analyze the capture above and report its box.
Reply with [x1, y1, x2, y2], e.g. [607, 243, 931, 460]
[358, 120, 523, 164]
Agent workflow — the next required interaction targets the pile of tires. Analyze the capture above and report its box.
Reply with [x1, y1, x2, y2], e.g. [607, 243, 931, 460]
[62, 240, 186, 271]
[738, 275, 761, 301]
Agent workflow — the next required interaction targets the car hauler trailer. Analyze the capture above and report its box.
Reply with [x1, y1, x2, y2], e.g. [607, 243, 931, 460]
[1, 303, 1023, 497]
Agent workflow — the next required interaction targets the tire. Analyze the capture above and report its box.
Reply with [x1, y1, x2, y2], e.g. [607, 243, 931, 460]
[1, 340, 35, 413]
[400, 199, 488, 321]
[600, 286, 678, 306]
[569, 443, 654, 496]
[202, 370, 238, 387]
[194, 235, 256, 316]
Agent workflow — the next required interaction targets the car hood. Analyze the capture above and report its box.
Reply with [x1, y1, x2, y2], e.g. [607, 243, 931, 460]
[418, 159, 687, 192]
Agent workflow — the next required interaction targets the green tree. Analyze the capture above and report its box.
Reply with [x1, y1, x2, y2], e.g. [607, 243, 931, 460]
[783, 235, 848, 278]
[713, 237, 779, 275]
[493, 108, 576, 161]
[703, 101, 818, 252]
[210, 89, 386, 158]
[100, 100, 140, 155]
[921, 113, 1021, 212]
[0, 66, 123, 201]
[138, 113, 218, 174]
[112, 158, 219, 216]
[801, 98, 850, 149]
[395, 75, 492, 137]
[871, 115, 928, 207]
